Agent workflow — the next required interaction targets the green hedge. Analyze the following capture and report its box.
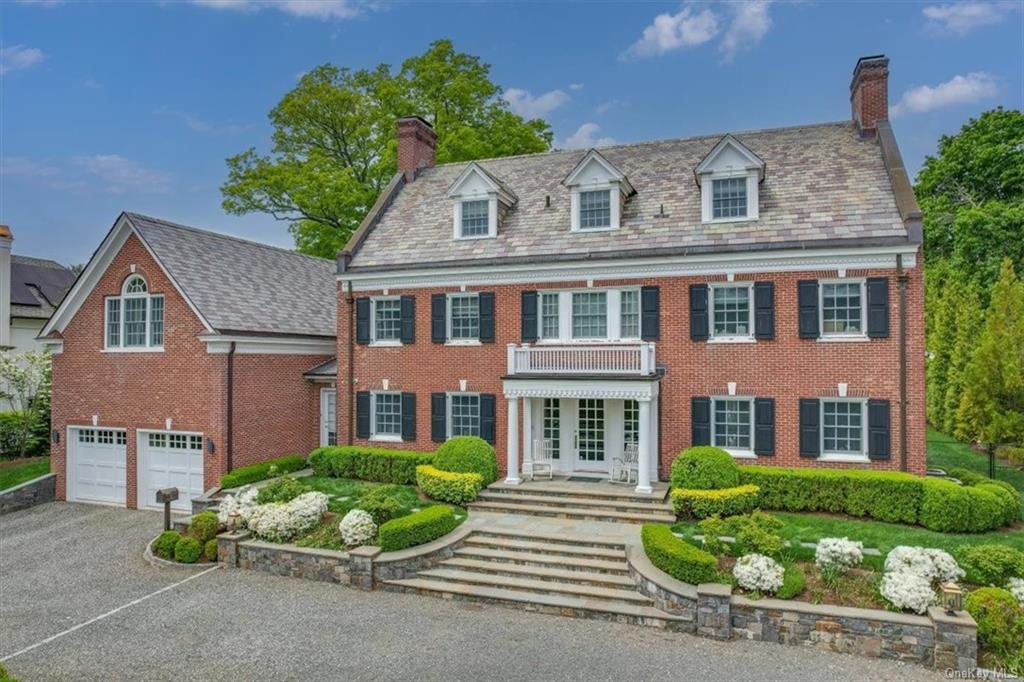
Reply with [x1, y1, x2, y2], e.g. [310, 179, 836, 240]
[220, 454, 306, 489]
[957, 544, 1024, 586]
[307, 446, 433, 485]
[416, 465, 483, 505]
[640, 524, 718, 584]
[434, 436, 498, 486]
[378, 505, 460, 552]
[671, 485, 760, 519]
[670, 446, 740, 490]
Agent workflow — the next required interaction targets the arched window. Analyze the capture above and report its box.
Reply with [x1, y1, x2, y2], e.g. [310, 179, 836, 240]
[104, 275, 164, 350]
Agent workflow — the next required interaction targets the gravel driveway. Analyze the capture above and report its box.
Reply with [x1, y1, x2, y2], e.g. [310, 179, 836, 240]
[1, 503, 941, 682]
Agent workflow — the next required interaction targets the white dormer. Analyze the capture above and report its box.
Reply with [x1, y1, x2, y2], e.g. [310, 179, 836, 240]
[446, 162, 517, 240]
[695, 134, 765, 224]
[562, 149, 635, 233]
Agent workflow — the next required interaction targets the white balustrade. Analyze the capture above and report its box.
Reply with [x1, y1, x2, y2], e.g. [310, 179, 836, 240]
[506, 343, 656, 376]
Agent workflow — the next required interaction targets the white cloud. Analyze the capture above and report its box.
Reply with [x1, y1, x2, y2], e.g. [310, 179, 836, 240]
[720, 1, 773, 61]
[0, 45, 45, 75]
[561, 123, 616, 150]
[155, 106, 253, 135]
[0, 157, 59, 178]
[595, 99, 627, 115]
[569, 83, 584, 91]
[189, 0, 361, 20]
[623, 6, 720, 59]
[16, 0, 64, 6]
[504, 88, 571, 119]
[890, 72, 998, 117]
[72, 155, 172, 194]
[922, 1, 1018, 35]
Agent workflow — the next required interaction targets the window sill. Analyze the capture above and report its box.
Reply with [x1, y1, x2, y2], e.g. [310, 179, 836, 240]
[369, 341, 403, 348]
[816, 335, 870, 343]
[101, 347, 165, 353]
[818, 454, 870, 463]
[703, 216, 755, 225]
[533, 339, 643, 345]
[707, 336, 756, 344]
[369, 435, 404, 443]
[453, 234, 496, 241]
[722, 449, 757, 459]
[445, 340, 482, 347]
[571, 226, 619, 234]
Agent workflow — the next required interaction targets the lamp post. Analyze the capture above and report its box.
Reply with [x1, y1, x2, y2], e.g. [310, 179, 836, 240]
[155, 487, 179, 531]
[941, 581, 964, 615]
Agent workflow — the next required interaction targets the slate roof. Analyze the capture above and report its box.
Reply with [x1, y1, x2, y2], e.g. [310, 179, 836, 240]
[125, 213, 336, 338]
[303, 357, 337, 378]
[10, 255, 75, 320]
[349, 121, 908, 270]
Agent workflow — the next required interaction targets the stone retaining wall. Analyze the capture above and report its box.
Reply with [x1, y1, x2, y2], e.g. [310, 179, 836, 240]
[0, 473, 56, 515]
[237, 539, 350, 583]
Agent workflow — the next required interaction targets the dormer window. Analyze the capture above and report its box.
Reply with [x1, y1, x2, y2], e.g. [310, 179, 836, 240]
[563, 149, 635, 233]
[579, 190, 612, 229]
[712, 177, 747, 220]
[447, 162, 517, 241]
[695, 134, 765, 224]
[104, 274, 164, 351]
[459, 199, 490, 237]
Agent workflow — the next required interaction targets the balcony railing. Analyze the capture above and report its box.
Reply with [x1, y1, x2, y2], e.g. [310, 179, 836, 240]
[506, 343, 656, 376]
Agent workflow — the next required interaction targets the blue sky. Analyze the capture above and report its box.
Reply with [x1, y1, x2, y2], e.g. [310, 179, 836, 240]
[2, 0, 1021, 266]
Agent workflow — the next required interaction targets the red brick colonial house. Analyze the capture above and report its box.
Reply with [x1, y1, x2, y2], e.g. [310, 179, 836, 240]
[43, 54, 924, 509]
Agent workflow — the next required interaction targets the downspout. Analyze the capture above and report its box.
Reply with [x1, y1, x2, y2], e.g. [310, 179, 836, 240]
[346, 280, 355, 445]
[226, 341, 236, 472]
[897, 255, 909, 472]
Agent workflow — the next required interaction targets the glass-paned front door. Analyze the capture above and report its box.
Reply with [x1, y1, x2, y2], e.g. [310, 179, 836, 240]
[577, 399, 605, 463]
[543, 398, 561, 459]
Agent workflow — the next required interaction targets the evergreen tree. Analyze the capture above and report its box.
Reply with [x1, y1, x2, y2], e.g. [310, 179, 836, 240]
[925, 282, 956, 427]
[942, 282, 982, 435]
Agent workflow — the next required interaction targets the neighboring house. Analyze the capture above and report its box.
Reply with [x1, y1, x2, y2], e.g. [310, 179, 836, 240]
[43, 54, 924, 510]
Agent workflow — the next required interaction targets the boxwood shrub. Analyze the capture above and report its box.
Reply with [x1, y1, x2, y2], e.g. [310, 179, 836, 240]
[307, 446, 433, 484]
[204, 538, 218, 562]
[670, 446, 740, 490]
[919, 478, 1006, 533]
[174, 536, 203, 564]
[188, 511, 221, 544]
[957, 544, 1024, 586]
[220, 454, 306, 489]
[433, 436, 498, 486]
[640, 524, 717, 584]
[965, 587, 1024, 669]
[671, 484, 760, 519]
[378, 505, 459, 552]
[153, 530, 180, 560]
[416, 465, 483, 505]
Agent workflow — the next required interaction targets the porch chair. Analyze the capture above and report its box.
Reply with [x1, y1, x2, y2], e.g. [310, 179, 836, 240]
[611, 442, 639, 485]
[527, 438, 555, 480]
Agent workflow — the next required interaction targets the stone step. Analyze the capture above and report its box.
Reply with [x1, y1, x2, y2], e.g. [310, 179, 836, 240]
[383, 578, 685, 628]
[478, 491, 674, 513]
[453, 546, 630, 575]
[487, 482, 669, 503]
[463, 535, 626, 560]
[467, 500, 676, 524]
[470, 526, 628, 550]
[418, 567, 650, 604]
[439, 557, 638, 589]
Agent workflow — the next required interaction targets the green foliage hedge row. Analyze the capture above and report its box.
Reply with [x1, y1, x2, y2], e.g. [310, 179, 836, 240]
[957, 544, 1024, 586]
[433, 436, 498, 486]
[378, 505, 459, 552]
[415, 465, 483, 505]
[670, 447, 740, 490]
[919, 478, 1016, 532]
[640, 524, 718, 585]
[307, 446, 433, 484]
[671, 485, 760, 519]
[220, 454, 306, 489]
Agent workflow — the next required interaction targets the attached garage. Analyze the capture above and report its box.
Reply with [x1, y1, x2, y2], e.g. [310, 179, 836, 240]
[67, 427, 127, 506]
[137, 431, 205, 512]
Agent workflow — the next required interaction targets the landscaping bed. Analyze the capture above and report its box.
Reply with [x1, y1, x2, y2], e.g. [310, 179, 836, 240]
[0, 456, 49, 491]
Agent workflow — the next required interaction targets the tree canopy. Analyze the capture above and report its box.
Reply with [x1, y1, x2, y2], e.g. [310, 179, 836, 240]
[221, 40, 553, 258]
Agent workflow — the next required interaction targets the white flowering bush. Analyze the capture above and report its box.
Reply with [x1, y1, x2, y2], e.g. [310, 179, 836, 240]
[814, 537, 864, 573]
[339, 509, 378, 547]
[1008, 577, 1024, 607]
[733, 553, 785, 594]
[247, 492, 329, 543]
[880, 570, 936, 614]
[884, 546, 964, 582]
[217, 485, 259, 526]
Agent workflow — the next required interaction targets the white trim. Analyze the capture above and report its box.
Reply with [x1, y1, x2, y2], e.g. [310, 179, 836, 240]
[816, 336, 871, 343]
[711, 396, 755, 458]
[100, 347, 165, 354]
[370, 295, 403, 344]
[708, 281, 755, 341]
[66, 425, 128, 507]
[571, 186, 619, 233]
[502, 378, 659, 402]
[203, 334, 335, 355]
[819, 278, 868, 339]
[702, 171, 759, 224]
[446, 291, 480, 342]
[319, 387, 338, 447]
[446, 391, 482, 440]
[42, 340, 64, 354]
[820, 397, 868, 458]
[819, 454, 871, 463]
[340, 244, 919, 292]
[453, 197, 498, 240]
[369, 390, 403, 441]
[695, 135, 765, 180]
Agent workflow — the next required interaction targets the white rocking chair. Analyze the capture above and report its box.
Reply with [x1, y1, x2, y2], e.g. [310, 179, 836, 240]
[611, 442, 639, 485]
[528, 438, 555, 480]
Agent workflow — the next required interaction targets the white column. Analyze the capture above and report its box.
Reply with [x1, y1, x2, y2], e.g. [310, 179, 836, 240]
[522, 397, 533, 476]
[505, 396, 521, 484]
[635, 399, 653, 494]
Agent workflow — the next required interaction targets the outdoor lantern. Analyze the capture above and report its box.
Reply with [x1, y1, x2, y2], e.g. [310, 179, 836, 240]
[206, 438, 215, 455]
[52, 430, 60, 444]
[156, 487, 179, 531]
[228, 511, 242, 532]
[941, 582, 964, 615]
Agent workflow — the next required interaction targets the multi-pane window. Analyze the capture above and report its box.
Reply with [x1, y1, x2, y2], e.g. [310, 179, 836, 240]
[712, 177, 747, 219]
[713, 399, 752, 451]
[540, 293, 560, 340]
[822, 282, 864, 335]
[149, 296, 164, 346]
[823, 400, 864, 455]
[167, 433, 202, 450]
[572, 291, 608, 339]
[579, 190, 611, 229]
[449, 294, 480, 341]
[98, 430, 114, 445]
[117, 431, 127, 445]
[106, 299, 120, 347]
[78, 429, 95, 443]
[624, 399, 639, 445]
[373, 298, 402, 342]
[543, 398, 560, 459]
[450, 394, 481, 437]
[105, 275, 164, 349]
[712, 285, 751, 337]
[149, 433, 165, 448]
[620, 290, 640, 339]
[460, 200, 490, 237]
[373, 393, 402, 438]
[124, 298, 147, 346]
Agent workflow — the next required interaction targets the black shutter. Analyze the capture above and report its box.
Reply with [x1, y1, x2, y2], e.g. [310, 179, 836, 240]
[400, 295, 415, 344]
[866, 278, 889, 338]
[355, 297, 371, 345]
[754, 397, 775, 456]
[478, 292, 495, 343]
[868, 399, 891, 460]
[640, 286, 660, 341]
[754, 282, 775, 340]
[480, 394, 496, 445]
[689, 284, 709, 341]
[521, 291, 538, 342]
[799, 398, 820, 458]
[430, 393, 447, 443]
[431, 294, 446, 344]
[798, 280, 820, 339]
[356, 391, 370, 439]
[401, 392, 416, 441]
[691, 397, 711, 446]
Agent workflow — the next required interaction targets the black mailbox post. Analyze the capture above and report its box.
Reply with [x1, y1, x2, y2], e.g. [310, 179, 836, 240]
[156, 487, 179, 531]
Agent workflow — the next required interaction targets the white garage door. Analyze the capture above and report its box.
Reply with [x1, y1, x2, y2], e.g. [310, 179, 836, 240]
[138, 432, 205, 511]
[68, 428, 127, 506]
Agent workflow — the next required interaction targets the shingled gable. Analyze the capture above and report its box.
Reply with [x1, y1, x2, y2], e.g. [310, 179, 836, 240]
[694, 134, 766, 185]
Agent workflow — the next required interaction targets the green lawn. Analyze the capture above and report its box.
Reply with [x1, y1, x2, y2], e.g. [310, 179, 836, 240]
[0, 457, 50, 491]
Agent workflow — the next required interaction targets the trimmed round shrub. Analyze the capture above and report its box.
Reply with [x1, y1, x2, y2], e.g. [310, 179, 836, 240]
[174, 536, 202, 564]
[433, 437, 498, 485]
[965, 587, 1024, 664]
[671, 484, 759, 519]
[958, 544, 1024, 587]
[153, 530, 180, 560]
[188, 511, 221, 544]
[356, 486, 405, 525]
[977, 482, 1021, 526]
[920, 479, 994, 532]
[641, 524, 717, 584]
[204, 538, 218, 562]
[670, 446, 739, 490]
[256, 475, 307, 505]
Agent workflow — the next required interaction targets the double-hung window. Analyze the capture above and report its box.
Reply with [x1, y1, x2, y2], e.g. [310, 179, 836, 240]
[459, 200, 490, 238]
[822, 399, 865, 457]
[619, 290, 640, 339]
[449, 394, 481, 438]
[540, 292, 560, 340]
[624, 399, 639, 445]
[571, 291, 607, 339]
[712, 398, 753, 455]
[371, 392, 403, 440]
[821, 281, 865, 336]
[712, 177, 747, 219]
[578, 189, 611, 229]
[372, 298, 402, 343]
[712, 284, 752, 338]
[104, 275, 164, 350]
[448, 293, 480, 341]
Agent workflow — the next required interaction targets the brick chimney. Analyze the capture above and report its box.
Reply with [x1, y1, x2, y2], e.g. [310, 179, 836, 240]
[850, 55, 889, 135]
[397, 116, 437, 181]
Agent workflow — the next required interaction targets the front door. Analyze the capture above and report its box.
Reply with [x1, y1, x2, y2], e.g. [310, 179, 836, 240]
[320, 388, 337, 446]
[575, 398, 606, 470]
